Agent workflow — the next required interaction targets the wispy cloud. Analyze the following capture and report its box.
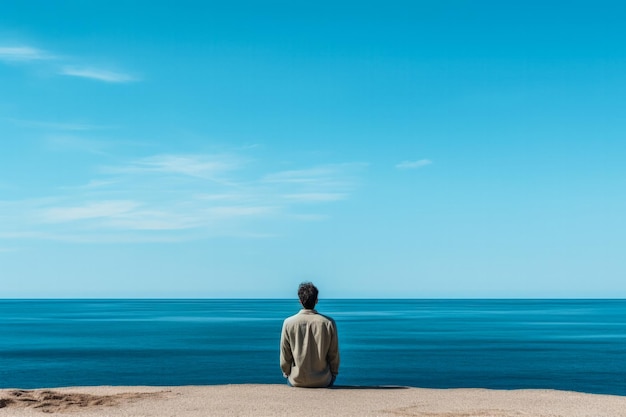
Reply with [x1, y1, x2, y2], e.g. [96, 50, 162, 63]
[0, 152, 365, 242]
[59, 180, 120, 191]
[395, 159, 433, 170]
[60, 66, 136, 83]
[262, 163, 366, 189]
[40, 200, 140, 223]
[0, 43, 136, 83]
[0, 46, 54, 62]
[104, 154, 242, 180]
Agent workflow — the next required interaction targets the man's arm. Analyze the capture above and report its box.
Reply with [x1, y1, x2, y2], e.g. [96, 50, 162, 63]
[279, 322, 293, 377]
[327, 320, 340, 376]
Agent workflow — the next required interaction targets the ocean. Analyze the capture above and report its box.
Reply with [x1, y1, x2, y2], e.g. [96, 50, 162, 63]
[1, 299, 624, 395]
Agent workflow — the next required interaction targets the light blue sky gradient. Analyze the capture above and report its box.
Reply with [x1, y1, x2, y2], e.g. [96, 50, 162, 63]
[1, 1, 625, 297]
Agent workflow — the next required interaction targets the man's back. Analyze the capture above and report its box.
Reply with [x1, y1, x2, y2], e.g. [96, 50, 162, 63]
[280, 309, 340, 388]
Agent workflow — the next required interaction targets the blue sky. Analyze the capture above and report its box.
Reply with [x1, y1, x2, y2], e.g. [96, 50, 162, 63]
[1, 1, 625, 298]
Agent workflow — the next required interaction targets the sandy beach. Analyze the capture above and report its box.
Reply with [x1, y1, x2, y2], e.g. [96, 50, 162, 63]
[1, 384, 625, 417]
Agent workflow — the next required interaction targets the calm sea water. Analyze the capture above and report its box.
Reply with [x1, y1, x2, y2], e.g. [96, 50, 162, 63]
[1, 299, 624, 395]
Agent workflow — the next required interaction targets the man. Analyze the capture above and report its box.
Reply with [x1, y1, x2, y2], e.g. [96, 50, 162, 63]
[280, 282, 340, 388]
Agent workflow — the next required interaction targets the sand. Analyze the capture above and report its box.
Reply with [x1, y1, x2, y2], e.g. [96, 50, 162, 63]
[1, 384, 625, 416]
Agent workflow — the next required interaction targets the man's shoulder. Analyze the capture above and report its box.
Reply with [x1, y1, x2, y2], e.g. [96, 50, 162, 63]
[316, 312, 336, 325]
[283, 313, 300, 325]
[284, 310, 336, 326]
[282, 312, 303, 327]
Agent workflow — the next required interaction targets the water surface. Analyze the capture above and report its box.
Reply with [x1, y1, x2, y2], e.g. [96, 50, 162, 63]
[1, 299, 624, 395]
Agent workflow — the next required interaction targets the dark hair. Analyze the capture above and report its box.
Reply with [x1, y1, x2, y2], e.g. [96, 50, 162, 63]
[298, 282, 319, 309]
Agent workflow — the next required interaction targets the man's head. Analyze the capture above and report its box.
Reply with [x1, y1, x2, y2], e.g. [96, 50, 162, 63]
[298, 282, 319, 309]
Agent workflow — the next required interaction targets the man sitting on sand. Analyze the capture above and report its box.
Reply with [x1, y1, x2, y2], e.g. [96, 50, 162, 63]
[280, 282, 340, 388]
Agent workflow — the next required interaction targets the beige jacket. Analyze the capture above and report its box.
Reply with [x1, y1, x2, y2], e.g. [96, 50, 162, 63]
[280, 309, 340, 387]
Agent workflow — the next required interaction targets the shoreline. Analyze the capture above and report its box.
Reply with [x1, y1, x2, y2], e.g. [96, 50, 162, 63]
[1, 384, 625, 416]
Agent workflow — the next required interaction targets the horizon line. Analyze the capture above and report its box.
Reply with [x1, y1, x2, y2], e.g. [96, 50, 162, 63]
[1, 297, 624, 301]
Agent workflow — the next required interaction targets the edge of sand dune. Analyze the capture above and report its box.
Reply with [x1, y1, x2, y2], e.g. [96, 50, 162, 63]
[1, 384, 625, 416]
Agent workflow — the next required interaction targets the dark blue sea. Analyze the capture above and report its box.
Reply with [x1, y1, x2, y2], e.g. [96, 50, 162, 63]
[1, 299, 624, 395]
